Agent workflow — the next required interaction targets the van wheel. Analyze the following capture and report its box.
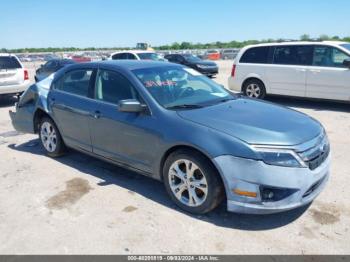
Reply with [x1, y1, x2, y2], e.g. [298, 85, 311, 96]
[243, 79, 266, 99]
[163, 149, 224, 214]
[39, 117, 66, 157]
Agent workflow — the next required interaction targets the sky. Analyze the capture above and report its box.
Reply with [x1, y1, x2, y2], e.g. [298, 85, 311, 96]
[0, 0, 349, 49]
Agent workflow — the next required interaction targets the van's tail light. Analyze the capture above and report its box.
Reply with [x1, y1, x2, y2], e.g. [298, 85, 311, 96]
[24, 69, 29, 80]
[231, 64, 236, 77]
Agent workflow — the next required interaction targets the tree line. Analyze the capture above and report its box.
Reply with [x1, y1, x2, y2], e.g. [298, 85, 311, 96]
[1, 35, 349, 54]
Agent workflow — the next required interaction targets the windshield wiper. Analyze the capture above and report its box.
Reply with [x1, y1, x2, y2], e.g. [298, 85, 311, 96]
[166, 104, 203, 110]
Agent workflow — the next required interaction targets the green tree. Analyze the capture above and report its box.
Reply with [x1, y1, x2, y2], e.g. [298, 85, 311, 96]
[300, 34, 311, 41]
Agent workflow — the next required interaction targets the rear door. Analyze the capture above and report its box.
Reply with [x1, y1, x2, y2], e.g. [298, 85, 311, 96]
[0, 56, 24, 86]
[49, 66, 96, 152]
[306, 45, 350, 101]
[265, 45, 313, 97]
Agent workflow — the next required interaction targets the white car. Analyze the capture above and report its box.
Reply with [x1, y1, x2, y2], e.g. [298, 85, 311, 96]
[109, 50, 166, 61]
[228, 41, 350, 101]
[0, 54, 30, 97]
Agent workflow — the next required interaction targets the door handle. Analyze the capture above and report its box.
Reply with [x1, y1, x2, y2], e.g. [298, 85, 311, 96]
[91, 110, 102, 119]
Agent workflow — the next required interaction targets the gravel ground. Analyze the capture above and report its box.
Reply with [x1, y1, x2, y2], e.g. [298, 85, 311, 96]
[0, 61, 349, 254]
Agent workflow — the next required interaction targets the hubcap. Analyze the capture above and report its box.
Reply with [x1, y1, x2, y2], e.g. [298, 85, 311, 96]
[40, 122, 57, 153]
[246, 83, 261, 98]
[168, 159, 208, 207]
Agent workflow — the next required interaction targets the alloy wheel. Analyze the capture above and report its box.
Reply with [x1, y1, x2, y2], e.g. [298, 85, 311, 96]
[168, 159, 208, 207]
[40, 121, 57, 153]
[245, 83, 262, 98]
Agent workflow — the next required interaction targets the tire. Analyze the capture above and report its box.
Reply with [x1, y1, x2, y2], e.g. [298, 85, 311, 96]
[242, 79, 266, 99]
[39, 117, 66, 157]
[163, 149, 225, 214]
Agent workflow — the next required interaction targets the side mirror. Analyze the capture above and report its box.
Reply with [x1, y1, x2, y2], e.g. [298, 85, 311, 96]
[118, 99, 146, 113]
[343, 59, 350, 68]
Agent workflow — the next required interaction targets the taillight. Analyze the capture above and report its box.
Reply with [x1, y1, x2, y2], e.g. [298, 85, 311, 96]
[24, 69, 29, 80]
[231, 64, 236, 77]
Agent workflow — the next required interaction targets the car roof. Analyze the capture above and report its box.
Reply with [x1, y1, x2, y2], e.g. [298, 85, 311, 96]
[67, 60, 181, 71]
[110, 50, 156, 56]
[0, 53, 17, 57]
[245, 41, 348, 48]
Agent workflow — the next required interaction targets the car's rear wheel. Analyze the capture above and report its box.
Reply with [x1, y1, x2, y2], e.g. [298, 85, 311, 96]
[39, 117, 66, 157]
[163, 149, 224, 214]
[243, 79, 266, 99]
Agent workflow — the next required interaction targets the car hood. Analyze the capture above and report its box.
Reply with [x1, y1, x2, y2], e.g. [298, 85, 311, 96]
[177, 98, 322, 146]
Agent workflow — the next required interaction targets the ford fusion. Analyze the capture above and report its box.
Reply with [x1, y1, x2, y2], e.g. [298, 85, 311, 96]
[10, 61, 330, 214]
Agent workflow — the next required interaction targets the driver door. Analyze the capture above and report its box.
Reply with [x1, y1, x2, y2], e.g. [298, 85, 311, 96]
[89, 68, 161, 173]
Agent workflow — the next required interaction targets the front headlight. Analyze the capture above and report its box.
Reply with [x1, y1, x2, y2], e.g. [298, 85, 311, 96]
[253, 147, 306, 168]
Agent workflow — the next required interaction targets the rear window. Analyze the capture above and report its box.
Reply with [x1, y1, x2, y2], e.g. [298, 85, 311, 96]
[240, 47, 269, 64]
[0, 56, 22, 69]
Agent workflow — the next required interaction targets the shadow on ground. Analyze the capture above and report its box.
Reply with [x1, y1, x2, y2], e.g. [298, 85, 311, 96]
[266, 96, 350, 113]
[9, 138, 310, 231]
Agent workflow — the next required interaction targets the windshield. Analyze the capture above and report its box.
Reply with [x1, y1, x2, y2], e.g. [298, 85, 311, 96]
[133, 66, 234, 109]
[341, 44, 350, 52]
[183, 54, 202, 62]
[138, 53, 163, 61]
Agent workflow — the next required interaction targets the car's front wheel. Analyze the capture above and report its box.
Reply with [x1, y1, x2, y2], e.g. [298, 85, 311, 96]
[39, 117, 66, 157]
[242, 79, 266, 99]
[163, 149, 224, 214]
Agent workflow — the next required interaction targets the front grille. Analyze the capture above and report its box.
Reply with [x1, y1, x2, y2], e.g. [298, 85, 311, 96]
[298, 134, 330, 170]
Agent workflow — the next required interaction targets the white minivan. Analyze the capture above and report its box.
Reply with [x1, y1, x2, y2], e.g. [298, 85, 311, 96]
[228, 41, 350, 101]
[0, 53, 30, 97]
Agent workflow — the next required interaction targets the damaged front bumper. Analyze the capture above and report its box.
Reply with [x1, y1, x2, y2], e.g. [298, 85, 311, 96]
[213, 154, 330, 214]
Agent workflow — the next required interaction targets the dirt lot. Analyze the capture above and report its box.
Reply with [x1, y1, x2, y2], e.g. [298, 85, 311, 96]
[0, 61, 349, 254]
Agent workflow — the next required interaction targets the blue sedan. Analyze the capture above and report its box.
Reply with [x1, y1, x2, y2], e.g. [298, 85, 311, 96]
[10, 60, 330, 214]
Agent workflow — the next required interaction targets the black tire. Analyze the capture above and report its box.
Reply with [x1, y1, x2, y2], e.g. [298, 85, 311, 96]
[163, 149, 225, 214]
[39, 117, 66, 157]
[242, 79, 266, 99]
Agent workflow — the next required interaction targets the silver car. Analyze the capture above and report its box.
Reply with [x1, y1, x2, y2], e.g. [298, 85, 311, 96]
[0, 53, 30, 97]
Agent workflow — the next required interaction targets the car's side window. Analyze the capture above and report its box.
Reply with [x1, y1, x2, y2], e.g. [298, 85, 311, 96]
[313, 46, 350, 68]
[272, 45, 313, 66]
[127, 53, 137, 60]
[112, 53, 127, 60]
[54, 69, 93, 97]
[95, 70, 137, 104]
[240, 47, 269, 64]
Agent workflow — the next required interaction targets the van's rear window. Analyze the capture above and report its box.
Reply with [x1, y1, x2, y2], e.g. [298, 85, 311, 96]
[0, 57, 21, 69]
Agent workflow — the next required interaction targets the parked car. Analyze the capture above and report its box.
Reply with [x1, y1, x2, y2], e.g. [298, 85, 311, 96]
[110, 51, 166, 61]
[220, 49, 239, 60]
[0, 53, 30, 97]
[165, 54, 218, 77]
[71, 55, 91, 63]
[228, 41, 350, 101]
[205, 50, 221, 60]
[10, 60, 330, 214]
[35, 59, 76, 82]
